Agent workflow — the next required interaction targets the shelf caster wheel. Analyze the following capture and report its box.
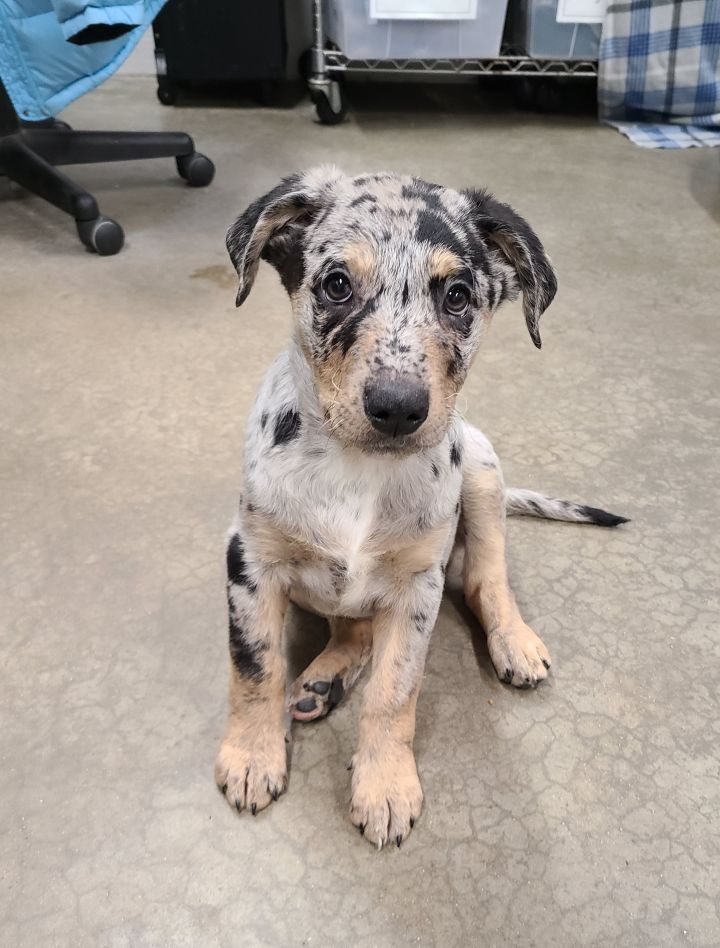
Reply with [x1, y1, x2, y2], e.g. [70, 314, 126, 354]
[76, 216, 124, 256]
[176, 152, 215, 187]
[157, 81, 177, 106]
[310, 81, 347, 125]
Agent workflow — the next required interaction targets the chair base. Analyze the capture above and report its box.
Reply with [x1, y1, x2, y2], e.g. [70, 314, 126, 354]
[0, 120, 215, 255]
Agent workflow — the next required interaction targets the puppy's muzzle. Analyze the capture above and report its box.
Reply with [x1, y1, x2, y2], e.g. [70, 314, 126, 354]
[363, 371, 429, 438]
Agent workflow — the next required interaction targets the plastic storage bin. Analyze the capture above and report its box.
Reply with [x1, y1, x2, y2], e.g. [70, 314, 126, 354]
[507, 0, 601, 60]
[324, 0, 510, 60]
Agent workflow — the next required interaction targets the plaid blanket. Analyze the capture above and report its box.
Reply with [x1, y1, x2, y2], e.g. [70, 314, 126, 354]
[599, 0, 720, 147]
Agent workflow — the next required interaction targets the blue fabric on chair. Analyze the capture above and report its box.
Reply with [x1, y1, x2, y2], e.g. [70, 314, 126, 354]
[599, 0, 720, 148]
[0, 0, 167, 121]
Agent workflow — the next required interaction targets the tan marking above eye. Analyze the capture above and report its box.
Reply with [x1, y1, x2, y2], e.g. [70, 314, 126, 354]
[428, 247, 463, 282]
[341, 241, 376, 283]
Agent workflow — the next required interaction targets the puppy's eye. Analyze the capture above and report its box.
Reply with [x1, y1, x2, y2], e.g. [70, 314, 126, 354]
[444, 284, 471, 317]
[323, 271, 353, 304]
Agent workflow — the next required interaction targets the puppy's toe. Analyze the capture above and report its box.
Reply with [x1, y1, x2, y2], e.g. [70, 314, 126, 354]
[288, 673, 345, 722]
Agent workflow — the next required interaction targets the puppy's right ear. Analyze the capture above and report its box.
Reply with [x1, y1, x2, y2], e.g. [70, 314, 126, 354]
[226, 167, 341, 306]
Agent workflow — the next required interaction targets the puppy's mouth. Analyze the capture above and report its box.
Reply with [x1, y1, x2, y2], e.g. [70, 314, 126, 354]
[360, 432, 423, 456]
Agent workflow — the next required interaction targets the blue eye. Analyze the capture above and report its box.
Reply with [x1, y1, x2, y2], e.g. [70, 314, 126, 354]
[323, 271, 353, 304]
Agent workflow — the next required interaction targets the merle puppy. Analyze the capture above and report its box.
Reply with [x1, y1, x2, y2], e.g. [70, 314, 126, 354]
[215, 167, 627, 849]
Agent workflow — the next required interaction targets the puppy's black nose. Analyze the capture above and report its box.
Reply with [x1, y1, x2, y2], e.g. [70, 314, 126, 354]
[363, 372, 429, 437]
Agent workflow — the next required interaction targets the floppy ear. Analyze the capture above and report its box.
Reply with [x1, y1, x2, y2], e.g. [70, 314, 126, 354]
[226, 169, 338, 307]
[464, 189, 557, 348]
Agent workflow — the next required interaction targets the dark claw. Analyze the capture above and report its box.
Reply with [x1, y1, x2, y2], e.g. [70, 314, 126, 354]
[309, 680, 330, 695]
[295, 696, 317, 713]
[235, 800, 242, 813]
[251, 803, 257, 816]
[271, 788, 279, 801]
[358, 823, 365, 836]
[396, 835, 402, 848]
[347, 762, 353, 771]
[220, 783, 228, 795]
[328, 674, 345, 709]
[503, 668, 513, 683]
[409, 818, 415, 828]
[542, 659, 551, 669]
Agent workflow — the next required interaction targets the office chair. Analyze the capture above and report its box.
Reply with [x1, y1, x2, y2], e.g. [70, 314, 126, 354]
[0, 77, 214, 255]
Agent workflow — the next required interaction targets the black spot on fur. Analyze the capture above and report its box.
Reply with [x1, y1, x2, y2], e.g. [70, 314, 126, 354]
[227, 533, 257, 592]
[412, 611, 428, 632]
[455, 501, 461, 515]
[401, 180, 443, 212]
[330, 558, 347, 593]
[528, 500, 542, 516]
[350, 193, 378, 208]
[273, 408, 301, 446]
[333, 287, 384, 356]
[415, 210, 466, 259]
[447, 343, 464, 379]
[486, 274, 498, 310]
[228, 617, 265, 681]
[263, 225, 305, 295]
[431, 462, 440, 478]
[260, 411, 268, 430]
[450, 442, 462, 467]
[576, 505, 630, 527]
[402, 281, 409, 306]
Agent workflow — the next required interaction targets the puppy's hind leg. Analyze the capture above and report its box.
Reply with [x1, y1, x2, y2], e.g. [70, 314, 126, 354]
[461, 424, 551, 688]
[289, 616, 373, 722]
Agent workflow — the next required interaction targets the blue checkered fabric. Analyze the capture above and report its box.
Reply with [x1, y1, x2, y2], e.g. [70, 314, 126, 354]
[599, 0, 720, 147]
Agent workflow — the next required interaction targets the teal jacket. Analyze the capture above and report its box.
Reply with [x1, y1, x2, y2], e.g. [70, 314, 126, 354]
[0, 0, 167, 121]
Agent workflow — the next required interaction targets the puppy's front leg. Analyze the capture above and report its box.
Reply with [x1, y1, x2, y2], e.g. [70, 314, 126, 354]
[461, 428, 551, 688]
[349, 568, 442, 849]
[215, 531, 289, 814]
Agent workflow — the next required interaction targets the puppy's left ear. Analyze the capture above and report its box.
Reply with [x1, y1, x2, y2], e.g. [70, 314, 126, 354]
[227, 167, 341, 306]
[464, 189, 557, 348]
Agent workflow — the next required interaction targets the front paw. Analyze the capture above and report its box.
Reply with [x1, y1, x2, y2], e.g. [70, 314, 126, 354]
[349, 746, 423, 849]
[215, 731, 288, 815]
[487, 621, 551, 688]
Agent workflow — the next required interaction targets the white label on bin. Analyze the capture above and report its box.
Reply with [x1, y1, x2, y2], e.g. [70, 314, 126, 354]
[556, 0, 607, 23]
[369, 0, 478, 20]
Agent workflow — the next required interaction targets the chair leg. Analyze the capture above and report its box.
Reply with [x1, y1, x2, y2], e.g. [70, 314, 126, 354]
[0, 136, 98, 219]
[0, 136, 124, 255]
[21, 128, 195, 166]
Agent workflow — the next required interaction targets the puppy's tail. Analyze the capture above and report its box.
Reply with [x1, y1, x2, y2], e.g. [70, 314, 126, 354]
[505, 488, 629, 527]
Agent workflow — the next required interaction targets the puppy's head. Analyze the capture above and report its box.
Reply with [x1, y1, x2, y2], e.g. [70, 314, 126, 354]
[227, 167, 556, 454]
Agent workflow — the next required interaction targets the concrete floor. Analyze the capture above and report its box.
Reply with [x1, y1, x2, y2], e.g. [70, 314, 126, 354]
[2, 77, 720, 948]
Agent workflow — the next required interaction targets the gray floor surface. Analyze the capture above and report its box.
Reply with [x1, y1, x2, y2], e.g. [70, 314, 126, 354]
[2, 77, 719, 948]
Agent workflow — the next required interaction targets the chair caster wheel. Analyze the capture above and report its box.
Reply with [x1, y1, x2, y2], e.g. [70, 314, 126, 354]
[157, 82, 177, 106]
[176, 152, 215, 187]
[76, 216, 124, 255]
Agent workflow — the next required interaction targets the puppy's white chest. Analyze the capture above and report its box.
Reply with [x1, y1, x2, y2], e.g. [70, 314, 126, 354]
[292, 488, 382, 618]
